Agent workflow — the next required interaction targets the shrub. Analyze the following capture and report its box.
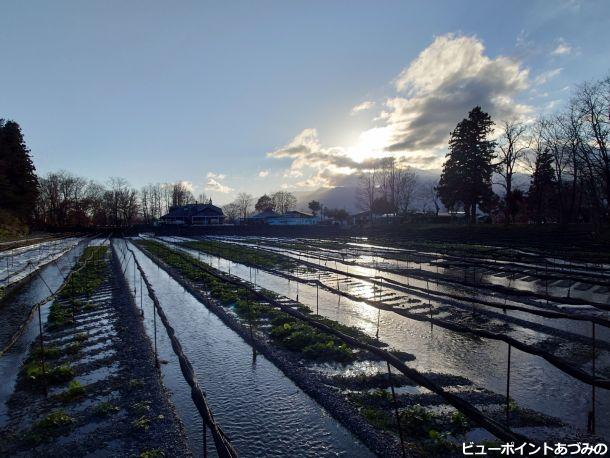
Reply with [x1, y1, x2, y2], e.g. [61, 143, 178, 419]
[33, 410, 74, 432]
[58, 380, 85, 402]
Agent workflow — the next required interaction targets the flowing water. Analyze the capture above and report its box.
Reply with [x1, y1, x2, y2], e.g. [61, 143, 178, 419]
[116, 239, 373, 457]
[159, 236, 610, 440]
[0, 240, 86, 422]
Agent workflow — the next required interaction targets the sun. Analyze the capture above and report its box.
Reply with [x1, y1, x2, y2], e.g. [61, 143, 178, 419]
[346, 126, 392, 163]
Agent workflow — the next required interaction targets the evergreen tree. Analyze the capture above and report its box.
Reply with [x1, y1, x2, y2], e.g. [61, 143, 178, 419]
[254, 194, 274, 212]
[0, 119, 39, 221]
[527, 148, 557, 224]
[437, 106, 496, 224]
[308, 200, 321, 216]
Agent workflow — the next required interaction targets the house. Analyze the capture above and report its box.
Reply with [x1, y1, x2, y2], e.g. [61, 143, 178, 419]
[351, 210, 371, 225]
[268, 210, 318, 225]
[243, 209, 280, 225]
[243, 209, 318, 225]
[160, 201, 225, 225]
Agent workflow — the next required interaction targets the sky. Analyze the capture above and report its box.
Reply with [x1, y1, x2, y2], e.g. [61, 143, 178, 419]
[1, 0, 609, 204]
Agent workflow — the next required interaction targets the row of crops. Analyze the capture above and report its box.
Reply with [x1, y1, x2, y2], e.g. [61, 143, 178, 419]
[155, 234, 609, 448]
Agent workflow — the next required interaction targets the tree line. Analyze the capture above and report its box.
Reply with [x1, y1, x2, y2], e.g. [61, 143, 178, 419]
[2, 73, 608, 230]
[358, 73, 610, 226]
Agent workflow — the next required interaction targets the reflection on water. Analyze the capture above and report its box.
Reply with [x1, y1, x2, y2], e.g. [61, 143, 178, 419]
[118, 240, 373, 457]
[0, 241, 86, 423]
[167, 237, 610, 440]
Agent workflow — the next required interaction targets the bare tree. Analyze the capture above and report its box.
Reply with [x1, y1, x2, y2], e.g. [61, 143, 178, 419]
[197, 192, 208, 204]
[222, 202, 240, 223]
[496, 120, 530, 223]
[540, 115, 571, 223]
[171, 182, 195, 207]
[357, 167, 378, 222]
[271, 191, 297, 214]
[395, 167, 418, 215]
[235, 192, 253, 219]
[574, 76, 610, 223]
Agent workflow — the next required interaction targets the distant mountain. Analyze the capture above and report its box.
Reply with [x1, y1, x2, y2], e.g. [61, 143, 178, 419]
[293, 169, 531, 215]
[293, 168, 442, 214]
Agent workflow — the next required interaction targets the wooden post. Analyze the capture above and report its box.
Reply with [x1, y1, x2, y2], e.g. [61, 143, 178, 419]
[140, 275, 143, 316]
[387, 361, 406, 458]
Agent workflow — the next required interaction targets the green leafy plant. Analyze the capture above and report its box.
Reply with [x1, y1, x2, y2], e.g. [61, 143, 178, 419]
[58, 380, 86, 402]
[93, 402, 120, 417]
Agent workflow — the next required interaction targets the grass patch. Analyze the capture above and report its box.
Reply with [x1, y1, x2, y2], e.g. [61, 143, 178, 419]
[131, 400, 151, 415]
[93, 401, 120, 417]
[22, 361, 74, 386]
[332, 372, 410, 390]
[27, 410, 74, 443]
[29, 345, 61, 361]
[57, 380, 86, 402]
[128, 378, 144, 390]
[138, 240, 360, 363]
[182, 240, 297, 270]
[132, 415, 151, 431]
[140, 449, 165, 458]
[270, 320, 354, 362]
[58, 246, 108, 299]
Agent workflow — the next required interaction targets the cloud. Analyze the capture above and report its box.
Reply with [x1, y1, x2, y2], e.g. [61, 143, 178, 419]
[551, 38, 572, 56]
[350, 101, 375, 115]
[258, 170, 269, 177]
[386, 34, 531, 152]
[205, 178, 233, 193]
[267, 33, 534, 188]
[176, 180, 195, 193]
[534, 68, 562, 85]
[207, 172, 226, 180]
[204, 172, 232, 193]
[267, 128, 397, 187]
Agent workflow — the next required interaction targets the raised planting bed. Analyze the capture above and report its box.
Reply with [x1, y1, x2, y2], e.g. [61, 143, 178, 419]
[0, 243, 189, 457]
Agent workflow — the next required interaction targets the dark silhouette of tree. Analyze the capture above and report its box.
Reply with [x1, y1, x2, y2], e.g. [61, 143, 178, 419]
[324, 208, 350, 224]
[255, 194, 274, 212]
[372, 197, 394, 216]
[437, 106, 496, 224]
[496, 120, 529, 224]
[0, 119, 38, 222]
[171, 182, 195, 207]
[308, 200, 321, 216]
[527, 148, 557, 224]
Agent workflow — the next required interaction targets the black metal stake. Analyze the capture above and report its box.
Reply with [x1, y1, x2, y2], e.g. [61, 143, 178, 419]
[38, 304, 47, 397]
[590, 322, 596, 434]
[316, 277, 319, 315]
[153, 301, 159, 367]
[506, 343, 511, 425]
[387, 361, 406, 458]
[203, 422, 208, 458]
